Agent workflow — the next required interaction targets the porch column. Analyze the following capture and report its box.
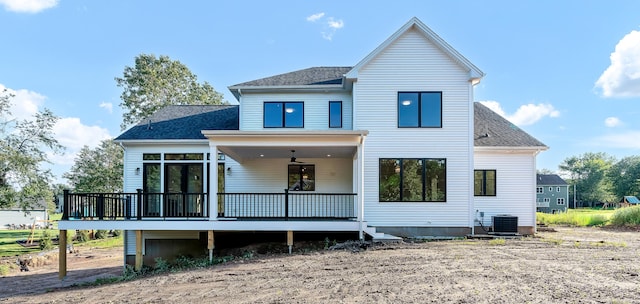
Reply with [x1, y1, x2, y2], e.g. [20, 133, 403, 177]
[208, 230, 215, 262]
[209, 142, 218, 221]
[135, 230, 143, 271]
[357, 136, 366, 239]
[58, 230, 67, 280]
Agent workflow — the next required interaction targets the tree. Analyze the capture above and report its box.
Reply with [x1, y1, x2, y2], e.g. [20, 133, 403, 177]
[115, 54, 225, 130]
[608, 155, 640, 199]
[63, 139, 123, 192]
[537, 168, 556, 175]
[559, 152, 616, 207]
[0, 89, 63, 210]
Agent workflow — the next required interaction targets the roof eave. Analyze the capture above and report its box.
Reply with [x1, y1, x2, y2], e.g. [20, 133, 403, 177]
[228, 84, 346, 101]
[474, 146, 549, 152]
[114, 139, 209, 146]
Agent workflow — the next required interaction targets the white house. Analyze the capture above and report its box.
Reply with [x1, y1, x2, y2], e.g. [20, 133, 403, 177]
[58, 17, 547, 271]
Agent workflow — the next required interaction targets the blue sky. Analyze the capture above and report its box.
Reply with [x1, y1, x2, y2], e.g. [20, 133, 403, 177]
[1, 0, 639, 184]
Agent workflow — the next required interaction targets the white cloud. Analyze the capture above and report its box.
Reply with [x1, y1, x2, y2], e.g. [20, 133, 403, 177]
[327, 17, 344, 29]
[306, 12, 325, 22]
[0, 0, 58, 13]
[53, 117, 111, 151]
[99, 102, 113, 114]
[479, 100, 560, 126]
[0, 83, 46, 121]
[595, 30, 640, 97]
[593, 131, 640, 149]
[604, 117, 622, 127]
[306, 13, 344, 41]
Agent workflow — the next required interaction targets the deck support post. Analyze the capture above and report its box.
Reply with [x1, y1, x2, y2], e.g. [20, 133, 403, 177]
[287, 230, 293, 254]
[208, 230, 215, 262]
[135, 230, 143, 271]
[58, 230, 67, 280]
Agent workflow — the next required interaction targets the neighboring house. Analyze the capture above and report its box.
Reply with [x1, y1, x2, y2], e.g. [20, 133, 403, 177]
[619, 196, 640, 208]
[536, 174, 569, 213]
[58, 17, 547, 270]
[0, 201, 49, 230]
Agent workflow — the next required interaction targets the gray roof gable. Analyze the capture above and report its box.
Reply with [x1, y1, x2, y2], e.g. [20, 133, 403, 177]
[474, 102, 547, 148]
[537, 174, 568, 186]
[115, 105, 239, 141]
[230, 67, 352, 87]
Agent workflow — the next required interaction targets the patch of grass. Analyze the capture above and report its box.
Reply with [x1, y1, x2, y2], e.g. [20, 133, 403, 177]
[0, 264, 11, 276]
[542, 238, 563, 246]
[609, 206, 640, 226]
[0, 230, 59, 257]
[537, 209, 613, 227]
[488, 238, 505, 246]
[588, 240, 627, 248]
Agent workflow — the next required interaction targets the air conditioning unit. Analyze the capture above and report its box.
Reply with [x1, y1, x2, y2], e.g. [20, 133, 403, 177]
[492, 215, 518, 234]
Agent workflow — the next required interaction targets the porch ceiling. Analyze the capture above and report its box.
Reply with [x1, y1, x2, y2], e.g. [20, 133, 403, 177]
[219, 146, 356, 162]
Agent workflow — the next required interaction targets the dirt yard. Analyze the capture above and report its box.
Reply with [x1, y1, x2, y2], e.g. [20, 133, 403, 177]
[1, 227, 639, 303]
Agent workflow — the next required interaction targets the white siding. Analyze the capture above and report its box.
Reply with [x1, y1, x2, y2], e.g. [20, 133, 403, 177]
[225, 157, 353, 193]
[239, 92, 353, 131]
[355, 28, 473, 227]
[473, 151, 537, 228]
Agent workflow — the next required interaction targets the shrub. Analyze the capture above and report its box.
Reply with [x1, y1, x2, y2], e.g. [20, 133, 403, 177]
[111, 230, 122, 237]
[76, 230, 91, 243]
[94, 230, 108, 239]
[609, 206, 640, 226]
[153, 257, 170, 273]
[39, 229, 53, 250]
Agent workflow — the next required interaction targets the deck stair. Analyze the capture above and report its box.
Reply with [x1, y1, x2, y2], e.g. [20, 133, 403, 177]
[363, 224, 402, 242]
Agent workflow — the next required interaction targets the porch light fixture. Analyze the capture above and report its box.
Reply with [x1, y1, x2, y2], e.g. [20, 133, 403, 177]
[226, 167, 231, 175]
[135, 167, 140, 175]
[326, 154, 331, 157]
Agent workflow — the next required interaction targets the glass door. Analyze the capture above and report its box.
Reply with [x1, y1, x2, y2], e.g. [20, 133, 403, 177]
[165, 164, 203, 217]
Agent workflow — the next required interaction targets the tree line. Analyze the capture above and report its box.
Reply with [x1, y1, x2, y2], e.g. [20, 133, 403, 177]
[554, 152, 640, 207]
[0, 54, 224, 210]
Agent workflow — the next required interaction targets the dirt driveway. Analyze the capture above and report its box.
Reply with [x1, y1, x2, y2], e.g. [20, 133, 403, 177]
[2, 227, 639, 303]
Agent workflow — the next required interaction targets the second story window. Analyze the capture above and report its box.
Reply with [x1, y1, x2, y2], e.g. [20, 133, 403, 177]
[398, 92, 442, 128]
[264, 102, 304, 128]
[329, 101, 342, 128]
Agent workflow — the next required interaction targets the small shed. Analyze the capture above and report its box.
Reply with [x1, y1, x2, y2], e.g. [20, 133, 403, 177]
[0, 200, 49, 230]
[619, 196, 640, 208]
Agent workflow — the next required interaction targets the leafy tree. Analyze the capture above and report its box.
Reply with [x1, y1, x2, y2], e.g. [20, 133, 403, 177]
[0, 89, 63, 210]
[608, 155, 640, 198]
[63, 139, 123, 192]
[537, 168, 556, 175]
[559, 152, 616, 207]
[115, 54, 225, 130]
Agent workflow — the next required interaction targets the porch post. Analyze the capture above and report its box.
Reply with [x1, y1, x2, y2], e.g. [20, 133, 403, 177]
[209, 142, 218, 221]
[208, 230, 215, 262]
[357, 136, 366, 240]
[135, 230, 143, 271]
[58, 230, 67, 280]
[287, 230, 293, 254]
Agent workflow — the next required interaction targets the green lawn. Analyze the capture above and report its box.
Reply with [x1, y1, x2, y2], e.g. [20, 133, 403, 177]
[0, 229, 57, 257]
[0, 229, 123, 257]
[537, 208, 616, 227]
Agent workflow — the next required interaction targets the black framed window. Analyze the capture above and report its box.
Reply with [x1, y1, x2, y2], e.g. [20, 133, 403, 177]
[264, 102, 304, 128]
[398, 92, 442, 128]
[379, 158, 446, 202]
[288, 165, 315, 191]
[329, 101, 342, 128]
[474, 170, 496, 196]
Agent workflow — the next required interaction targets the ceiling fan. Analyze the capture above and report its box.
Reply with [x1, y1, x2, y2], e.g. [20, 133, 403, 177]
[290, 150, 306, 163]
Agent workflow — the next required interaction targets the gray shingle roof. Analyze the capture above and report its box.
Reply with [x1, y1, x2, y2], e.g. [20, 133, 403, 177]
[537, 174, 568, 186]
[114, 101, 545, 150]
[230, 67, 352, 87]
[115, 105, 239, 140]
[474, 102, 547, 148]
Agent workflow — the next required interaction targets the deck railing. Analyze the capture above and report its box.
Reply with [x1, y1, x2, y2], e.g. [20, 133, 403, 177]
[62, 190, 356, 221]
[62, 190, 209, 220]
[218, 190, 356, 219]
